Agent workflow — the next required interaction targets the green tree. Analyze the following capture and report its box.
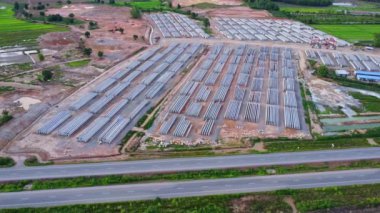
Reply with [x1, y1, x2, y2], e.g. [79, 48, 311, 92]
[131, 7, 141, 19]
[38, 53, 45, 61]
[41, 70, 53, 81]
[67, 0, 71, 4]
[109, 0, 115, 4]
[14, 2, 20, 10]
[69, 13, 74, 18]
[83, 48, 92, 56]
[374, 33, 380, 47]
[203, 18, 210, 28]
[133, 35, 138, 40]
[316, 65, 330, 77]
[39, 11, 45, 16]
[85, 31, 91, 38]
[97, 51, 104, 58]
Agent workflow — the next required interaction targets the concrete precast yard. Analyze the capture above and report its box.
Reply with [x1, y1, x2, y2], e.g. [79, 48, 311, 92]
[152, 43, 309, 146]
[5, 43, 205, 160]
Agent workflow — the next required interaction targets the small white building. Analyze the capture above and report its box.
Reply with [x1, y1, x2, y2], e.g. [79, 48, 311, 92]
[335, 69, 349, 78]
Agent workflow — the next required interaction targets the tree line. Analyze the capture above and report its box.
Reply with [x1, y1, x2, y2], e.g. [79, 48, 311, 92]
[273, 0, 332, 6]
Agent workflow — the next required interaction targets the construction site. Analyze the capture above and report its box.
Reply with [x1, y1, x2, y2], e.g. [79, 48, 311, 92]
[1, 1, 380, 161]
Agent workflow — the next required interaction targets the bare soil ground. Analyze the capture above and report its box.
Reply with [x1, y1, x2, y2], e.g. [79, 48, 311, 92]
[0, 83, 74, 150]
[173, 0, 242, 7]
[45, 4, 149, 66]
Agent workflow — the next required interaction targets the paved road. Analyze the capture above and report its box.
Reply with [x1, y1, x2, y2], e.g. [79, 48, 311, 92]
[1, 169, 380, 208]
[1, 148, 380, 182]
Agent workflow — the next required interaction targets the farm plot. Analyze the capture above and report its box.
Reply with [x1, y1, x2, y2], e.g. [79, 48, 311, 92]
[148, 13, 209, 38]
[0, 3, 66, 47]
[153, 44, 308, 145]
[305, 50, 380, 72]
[213, 17, 349, 46]
[11, 43, 204, 159]
[311, 25, 380, 44]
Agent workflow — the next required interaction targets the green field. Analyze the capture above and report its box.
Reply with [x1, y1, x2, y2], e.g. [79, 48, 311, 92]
[0, 3, 67, 47]
[65, 59, 90, 68]
[350, 92, 380, 112]
[278, 1, 380, 13]
[311, 24, 380, 43]
[118, 0, 167, 10]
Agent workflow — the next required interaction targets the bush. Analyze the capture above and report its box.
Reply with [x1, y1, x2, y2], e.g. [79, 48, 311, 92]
[84, 31, 91, 38]
[24, 156, 53, 167]
[38, 53, 45, 61]
[97, 51, 104, 58]
[83, 48, 92, 56]
[47, 14, 63, 22]
[0, 157, 15, 168]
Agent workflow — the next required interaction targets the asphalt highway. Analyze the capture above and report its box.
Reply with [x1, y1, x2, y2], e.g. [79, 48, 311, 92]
[1, 148, 380, 182]
[1, 169, 380, 208]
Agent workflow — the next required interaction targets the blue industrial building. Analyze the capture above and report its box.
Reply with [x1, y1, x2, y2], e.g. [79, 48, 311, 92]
[355, 71, 380, 82]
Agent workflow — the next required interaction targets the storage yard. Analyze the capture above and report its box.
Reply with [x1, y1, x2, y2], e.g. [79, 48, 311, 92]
[149, 13, 209, 39]
[152, 44, 308, 145]
[8, 43, 204, 159]
[214, 18, 349, 46]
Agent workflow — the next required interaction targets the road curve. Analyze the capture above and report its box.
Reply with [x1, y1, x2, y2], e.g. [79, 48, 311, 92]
[1, 148, 380, 182]
[1, 169, 380, 209]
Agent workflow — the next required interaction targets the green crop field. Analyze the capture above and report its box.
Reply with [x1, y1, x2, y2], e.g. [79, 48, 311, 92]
[277, 1, 380, 13]
[118, 0, 166, 10]
[311, 24, 380, 43]
[0, 3, 67, 47]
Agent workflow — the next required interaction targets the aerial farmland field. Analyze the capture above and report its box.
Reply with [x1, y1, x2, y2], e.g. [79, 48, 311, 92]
[0, 3, 67, 47]
[311, 24, 380, 43]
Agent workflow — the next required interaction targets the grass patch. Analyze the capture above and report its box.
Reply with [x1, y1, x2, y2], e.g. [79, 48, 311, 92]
[122, 0, 167, 10]
[4, 182, 380, 212]
[65, 59, 90, 68]
[0, 86, 15, 94]
[24, 156, 53, 167]
[2, 160, 380, 193]
[265, 137, 377, 152]
[191, 3, 229, 9]
[350, 92, 380, 112]
[0, 110, 13, 127]
[311, 24, 380, 43]
[0, 157, 15, 168]
[299, 83, 312, 130]
[0, 3, 67, 47]
[142, 108, 159, 130]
